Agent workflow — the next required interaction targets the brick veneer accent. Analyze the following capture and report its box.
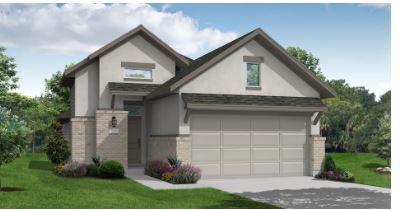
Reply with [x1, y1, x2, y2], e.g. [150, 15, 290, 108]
[147, 135, 192, 163]
[95, 110, 128, 169]
[70, 117, 96, 162]
[310, 135, 326, 175]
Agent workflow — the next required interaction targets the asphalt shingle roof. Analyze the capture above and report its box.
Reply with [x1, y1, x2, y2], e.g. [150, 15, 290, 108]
[182, 93, 326, 107]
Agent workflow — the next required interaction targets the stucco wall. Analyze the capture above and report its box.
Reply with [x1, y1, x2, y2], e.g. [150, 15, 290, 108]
[74, 61, 99, 117]
[99, 35, 176, 109]
[179, 40, 320, 98]
[148, 94, 180, 135]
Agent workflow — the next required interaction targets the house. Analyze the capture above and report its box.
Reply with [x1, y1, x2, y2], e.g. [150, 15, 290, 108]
[61, 25, 336, 178]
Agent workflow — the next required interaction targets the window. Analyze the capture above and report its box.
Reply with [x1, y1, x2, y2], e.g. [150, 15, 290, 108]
[123, 68, 152, 80]
[246, 63, 260, 87]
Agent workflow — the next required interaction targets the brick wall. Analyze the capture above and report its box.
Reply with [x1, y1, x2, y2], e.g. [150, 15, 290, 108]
[70, 117, 96, 162]
[147, 135, 192, 163]
[95, 110, 128, 168]
[310, 135, 326, 175]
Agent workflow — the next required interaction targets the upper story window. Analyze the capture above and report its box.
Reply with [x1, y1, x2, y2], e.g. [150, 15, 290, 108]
[121, 62, 155, 81]
[246, 63, 260, 87]
[243, 56, 263, 89]
[124, 68, 152, 80]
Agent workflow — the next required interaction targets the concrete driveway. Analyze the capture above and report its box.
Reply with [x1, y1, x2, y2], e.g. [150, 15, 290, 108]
[198, 177, 391, 209]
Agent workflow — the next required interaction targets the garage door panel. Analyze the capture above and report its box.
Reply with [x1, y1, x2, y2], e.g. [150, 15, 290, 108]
[222, 118, 251, 131]
[252, 148, 279, 162]
[281, 148, 304, 162]
[280, 116, 306, 132]
[196, 164, 221, 177]
[252, 117, 279, 131]
[252, 163, 279, 175]
[223, 163, 250, 176]
[252, 133, 279, 147]
[192, 133, 220, 148]
[222, 133, 250, 147]
[192, 117, 220, 131]
[280, 162, 304, 175]
[192, 149, 220, 162]
[222, 148, 250, 162]
[280, 133, 306, 146]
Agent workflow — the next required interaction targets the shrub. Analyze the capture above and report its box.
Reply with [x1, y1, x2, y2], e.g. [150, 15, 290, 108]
[167, 155, 182, 168]
[59, 161, 88, 177]
[86, 164, 99, 177]
[53, 163, 65, 175]
[339, 170, 355, 182]
[145, 160, 171, 179]
[44, 122, 70, 164]
[161, 172, 174, 182]
[323, 155, 336, 172]
[98, 160, 124, 178]
[171, 164, 201, 184]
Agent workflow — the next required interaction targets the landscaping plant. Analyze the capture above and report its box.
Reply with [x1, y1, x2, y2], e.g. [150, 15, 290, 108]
[44, 122, 70, 164]
[171, 163, 201, 184]
[167, 155, 182, 168]
[86, 164, 99, 177]
[315, 155, 354, 182]
[0, 106, 30, 190]
[54, 161, 87, 177]
[98, 160, 124, 178]
[145, 160, 171, 179]
[323, 154, 336, 172]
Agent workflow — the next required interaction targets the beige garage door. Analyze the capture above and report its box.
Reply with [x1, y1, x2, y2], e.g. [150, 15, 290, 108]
[191, 114, 308, 178]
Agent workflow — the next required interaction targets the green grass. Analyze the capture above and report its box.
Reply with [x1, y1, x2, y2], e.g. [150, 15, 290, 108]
[0, 153, 278, 209]
[329, 152, 391, 188]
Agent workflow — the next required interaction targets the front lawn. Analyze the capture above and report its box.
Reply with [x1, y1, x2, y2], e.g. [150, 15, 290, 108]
[329, 152, 391, 188]
[0, 153, 277, 209]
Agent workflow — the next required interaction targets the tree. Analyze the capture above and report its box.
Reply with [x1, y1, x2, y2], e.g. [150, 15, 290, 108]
[0, 106, 30, 190]
[287, 46, 326, 81]
[375, 113, 391, 165]
[0, 46, 18, 93]
[43, 67, 71, 114]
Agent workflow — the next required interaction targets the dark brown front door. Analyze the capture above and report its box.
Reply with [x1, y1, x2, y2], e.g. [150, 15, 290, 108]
[128, 116, 141, 165]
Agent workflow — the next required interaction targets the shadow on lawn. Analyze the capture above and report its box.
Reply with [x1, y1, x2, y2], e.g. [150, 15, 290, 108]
[203, 194, 279, 209]
[0, 187, 25, 192]
[363, 162, 386, 170]
[28, 160, 53, 171]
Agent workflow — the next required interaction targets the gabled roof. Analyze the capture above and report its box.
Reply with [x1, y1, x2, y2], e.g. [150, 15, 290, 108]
[148, 28, 336, 99]
[64, 25, 191, 77]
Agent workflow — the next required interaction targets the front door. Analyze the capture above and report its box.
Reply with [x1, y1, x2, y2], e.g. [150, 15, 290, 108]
[128, 116, 141, 165]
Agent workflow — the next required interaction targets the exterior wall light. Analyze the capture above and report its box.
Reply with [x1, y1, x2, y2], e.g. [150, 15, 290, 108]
[111, 116, 117, 128]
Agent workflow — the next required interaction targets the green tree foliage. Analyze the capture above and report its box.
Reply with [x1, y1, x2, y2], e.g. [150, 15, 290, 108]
[43, 66, 72, 115]
[0, 47, 18, 93]
[375, 113, 391, 165]
[287, 46, 326, 81]
[0, 106, 30, 190]
[287, 46, 389, 153]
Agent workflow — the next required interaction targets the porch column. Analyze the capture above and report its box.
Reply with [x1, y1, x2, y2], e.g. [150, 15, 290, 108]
[310, 135, 326, 175]
[95, 110, 129, 169]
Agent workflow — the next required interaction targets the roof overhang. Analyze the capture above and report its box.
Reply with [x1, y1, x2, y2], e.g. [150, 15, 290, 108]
[64, 25, 190, 78]
[185, 103, 328, 112]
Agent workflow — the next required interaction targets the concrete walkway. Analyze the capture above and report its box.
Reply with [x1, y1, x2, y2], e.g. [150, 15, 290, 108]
[126, 168, 390, 208]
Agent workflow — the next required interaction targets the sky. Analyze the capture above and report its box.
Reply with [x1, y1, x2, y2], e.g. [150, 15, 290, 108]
[0, 3, 391, 98]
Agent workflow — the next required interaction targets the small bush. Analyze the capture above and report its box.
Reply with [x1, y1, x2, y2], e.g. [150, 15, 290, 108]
[45, 122, 70, 164]
[171, 164, 201, 184]
[53, 163, 65, 175]
[145, 160, 172, 179]
[86, 164, 99, 177]
[59, 161, 88, 177]
[98, 160, 124, 178]
[161, 172, 174, 182]
[323, 155, 336, 172]
[167, 155, 182, 168]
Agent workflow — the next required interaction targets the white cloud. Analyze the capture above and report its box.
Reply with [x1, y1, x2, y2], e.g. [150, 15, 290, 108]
[358, 3, 391, 10]
[0, 3, 237, 57]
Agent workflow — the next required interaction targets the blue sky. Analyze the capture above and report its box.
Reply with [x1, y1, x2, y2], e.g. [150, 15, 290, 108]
[1, 3, 390, 98]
